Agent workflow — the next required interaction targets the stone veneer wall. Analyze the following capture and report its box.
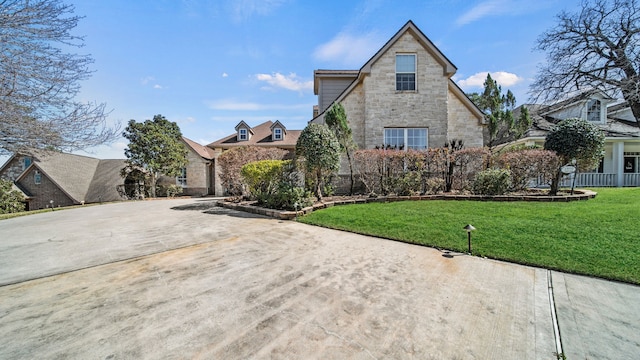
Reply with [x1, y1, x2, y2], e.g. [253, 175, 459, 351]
[361, 31, 449, 149]
[0, 156, 28, 181]
[181, 150, 211, 196]
[447, 87, 484, 148]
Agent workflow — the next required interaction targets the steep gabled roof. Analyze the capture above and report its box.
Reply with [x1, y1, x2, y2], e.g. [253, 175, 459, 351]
[270, 120, 287, 134]
[208, 121, 301, 148]
[361, 20, 456, 77]
[182, 136, 215, 160]
[19, 152, 101, 202]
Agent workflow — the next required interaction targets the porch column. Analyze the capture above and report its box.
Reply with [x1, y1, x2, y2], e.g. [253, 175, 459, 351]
[613, 141, 624, 187]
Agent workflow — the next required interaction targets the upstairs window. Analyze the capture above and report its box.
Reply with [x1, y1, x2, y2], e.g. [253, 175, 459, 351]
[238, 128, 248, 141]
[34, 170, 41, 184]
[273, 128, 283, 141]
[384, 128, 428, 150]
[587, 99, 601, 122]
[176, 168, 187, 187]
[22, 157, 31, 170]
[396, 54, 416, 91]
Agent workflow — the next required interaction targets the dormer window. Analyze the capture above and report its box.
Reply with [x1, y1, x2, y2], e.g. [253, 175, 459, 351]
[22, 156, 31, 170]
[587, 99, 602, 122]
[238, 128, 248, 141]
[273, 128, 283, 141]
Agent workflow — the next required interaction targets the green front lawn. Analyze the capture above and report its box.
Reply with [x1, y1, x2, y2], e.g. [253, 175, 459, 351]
[299, 188, 640, 284]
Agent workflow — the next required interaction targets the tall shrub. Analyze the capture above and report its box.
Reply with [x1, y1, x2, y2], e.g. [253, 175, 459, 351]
[295, 123, 341, 201]
[217, 146, 287, 196]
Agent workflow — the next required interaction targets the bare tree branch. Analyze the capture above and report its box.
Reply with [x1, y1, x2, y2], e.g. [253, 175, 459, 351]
[0, 0, 119, 155]
[530, 0, 640, 126]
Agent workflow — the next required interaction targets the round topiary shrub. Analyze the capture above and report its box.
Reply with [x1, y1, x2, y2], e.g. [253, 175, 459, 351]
[472, 168, 512, 195]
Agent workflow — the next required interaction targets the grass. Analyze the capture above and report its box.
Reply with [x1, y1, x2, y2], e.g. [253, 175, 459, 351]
[299, 188, 640, 285]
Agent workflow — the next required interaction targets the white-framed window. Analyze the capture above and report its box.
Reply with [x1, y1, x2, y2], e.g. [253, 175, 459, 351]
[587, 99, 601, 122]
[396, 54, 416, 91]
[273, 127, 283, 140]
[238, 128, 248, 141]
[34, 170, 41, 184]
[22, 156, 31, 170]
[176, 168, 187, 187]
[384, 128, 428, 150]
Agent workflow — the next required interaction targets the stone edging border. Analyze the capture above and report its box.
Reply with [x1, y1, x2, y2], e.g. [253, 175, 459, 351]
[216, 189, 597, 221]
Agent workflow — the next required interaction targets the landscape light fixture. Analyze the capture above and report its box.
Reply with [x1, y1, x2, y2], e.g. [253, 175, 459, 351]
[49, 199, 54, 211]
[464, 224, 476, 254]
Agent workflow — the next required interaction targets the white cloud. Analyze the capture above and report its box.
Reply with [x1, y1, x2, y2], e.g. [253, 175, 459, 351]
[255, 72, 313, 92]
[457, 71, 523, 89]
[153, 84, 164, 89]
[313, 31, 382, 67]
[222, 72, 228, 78]
[230, 0, 287, 21]
[206, 99, 312, 111]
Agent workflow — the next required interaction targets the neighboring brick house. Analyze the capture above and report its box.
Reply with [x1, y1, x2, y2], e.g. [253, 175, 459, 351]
[207, 120, 301, 195]
[510, 90, 640, 187]
[0, 151, 126, 210]
[311, 20, 486, 151]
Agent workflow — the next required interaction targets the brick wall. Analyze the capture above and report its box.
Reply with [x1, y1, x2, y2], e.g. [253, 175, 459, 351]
[18, 168, 74, 209]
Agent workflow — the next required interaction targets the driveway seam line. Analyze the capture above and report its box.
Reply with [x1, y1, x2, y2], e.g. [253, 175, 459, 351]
[548, 270, 564, 357]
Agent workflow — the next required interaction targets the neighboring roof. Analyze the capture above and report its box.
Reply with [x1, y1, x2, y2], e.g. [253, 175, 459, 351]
[537, 90, 614, 117]
[18, 151, 101, 203]
[515, 101, 640, 141]
[208, 121, 301, 148]
[86, 159, 127, 203]
[182, 136, 215, 160]
[11, 150, 126, 204]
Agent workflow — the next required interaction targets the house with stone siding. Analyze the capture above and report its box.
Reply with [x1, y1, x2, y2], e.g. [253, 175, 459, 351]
[157, 136, 216, 197]
[311, 20, 486, 152]
[0, 151, 126, 210]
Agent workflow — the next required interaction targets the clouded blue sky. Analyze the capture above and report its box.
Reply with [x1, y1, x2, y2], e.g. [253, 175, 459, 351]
[66, 0, 576, 159]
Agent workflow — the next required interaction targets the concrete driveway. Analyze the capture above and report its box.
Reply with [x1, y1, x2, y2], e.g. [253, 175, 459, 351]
[0, 199, 637, 359]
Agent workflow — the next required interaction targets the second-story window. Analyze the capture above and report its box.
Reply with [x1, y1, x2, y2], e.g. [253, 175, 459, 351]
[396, 54, 416, 91]
[587, 99, 601, 122]
[239, 128, 248, 141]
[274, 128, 282, 140]
[34, 170, 41, 185]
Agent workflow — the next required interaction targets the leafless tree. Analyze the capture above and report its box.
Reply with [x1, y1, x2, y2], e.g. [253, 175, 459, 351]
[531, 0, 640, 126]
[0, 0, 118, 155]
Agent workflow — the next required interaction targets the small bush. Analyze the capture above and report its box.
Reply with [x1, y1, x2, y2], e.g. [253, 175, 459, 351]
[472, 168, 512, 195]
[241, 159, 288, 203]
[165, 184, 183, 198]
[0, 179, 25, 214]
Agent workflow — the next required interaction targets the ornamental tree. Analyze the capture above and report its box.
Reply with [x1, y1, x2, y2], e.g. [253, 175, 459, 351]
[325, 102, 357, 194]
[544, 118, 605, 195]
[122, 115, 188, 198]
[295, 123, 340, 201]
